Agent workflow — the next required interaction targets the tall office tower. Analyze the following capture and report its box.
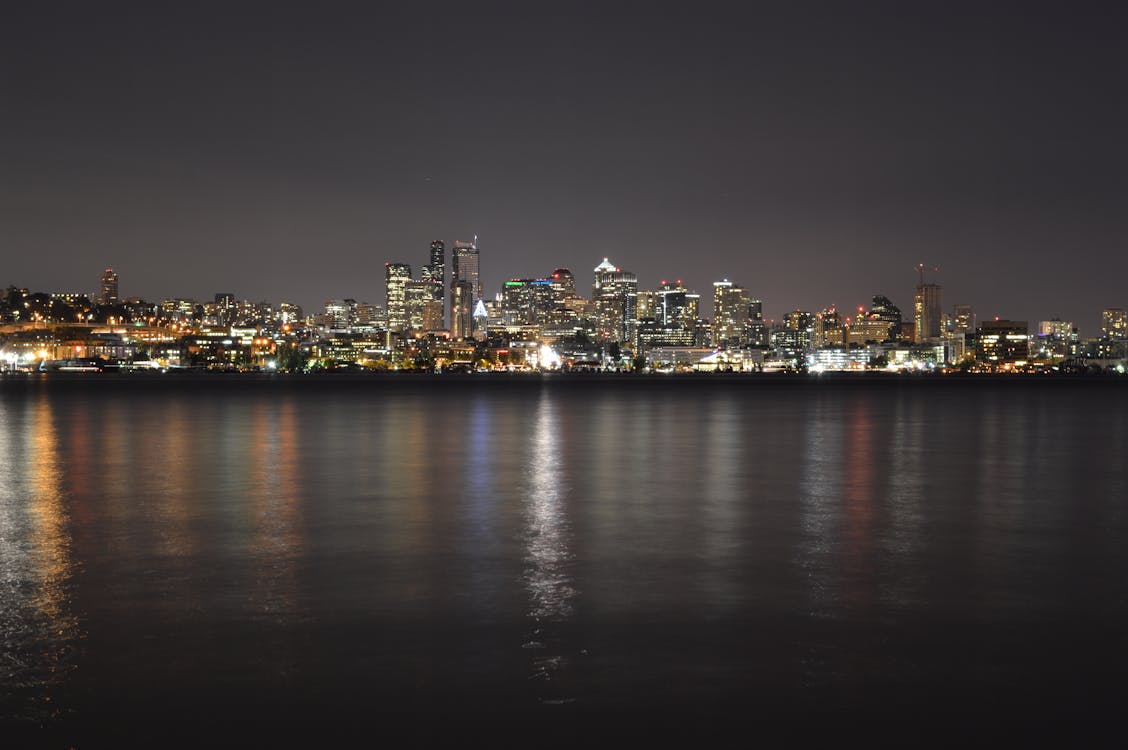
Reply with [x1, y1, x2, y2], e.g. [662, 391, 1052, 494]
[100, 268, 119, 305]
[385, 262, 412, 332]
[449, 240, 480, 338]
[914, 283, 942, 343]
[814, 307, 844, 347]
[549, 268, 576, 304]
[420, 240, 446, 328]
[713, 279, 751, 348]
[656, 280, 693, 327]
[1102, 308, 1127, 340]
[422, 240, 445, 284]
[869, 295, 902, 341]
[592, 258, 637, 343]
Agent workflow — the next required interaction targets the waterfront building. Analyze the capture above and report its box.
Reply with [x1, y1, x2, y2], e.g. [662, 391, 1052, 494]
[976, 320, 1029, 364]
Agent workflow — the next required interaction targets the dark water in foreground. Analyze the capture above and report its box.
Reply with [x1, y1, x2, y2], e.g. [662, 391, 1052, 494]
[2, 374, 1127, 742]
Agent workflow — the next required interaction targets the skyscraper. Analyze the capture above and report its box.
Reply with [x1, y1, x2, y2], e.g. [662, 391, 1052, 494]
[913, 283, 943, 343]
[450, 240, 480, 338]
[591, 258, 637, 344]
[385, 262, 411, 332]
[421, 240, 445, 328]
[712, 279, 750, 348]
[100, 268, 119, 305]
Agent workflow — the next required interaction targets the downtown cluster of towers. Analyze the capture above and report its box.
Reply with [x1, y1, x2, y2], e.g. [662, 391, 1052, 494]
[3, 240, 1127, 372]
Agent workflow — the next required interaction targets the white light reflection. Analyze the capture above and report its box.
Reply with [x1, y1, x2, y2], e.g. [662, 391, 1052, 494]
[522, 393, 577, 703]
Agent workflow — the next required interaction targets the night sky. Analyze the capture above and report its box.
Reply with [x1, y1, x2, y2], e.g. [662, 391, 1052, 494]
[2, 1, 1125, 333]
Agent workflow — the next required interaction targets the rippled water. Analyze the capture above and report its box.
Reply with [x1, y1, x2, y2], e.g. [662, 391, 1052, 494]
[2, 375, 1127, 741]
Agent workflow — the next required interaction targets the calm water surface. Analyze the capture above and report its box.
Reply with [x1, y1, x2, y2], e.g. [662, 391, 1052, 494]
[2, 375, 1127, 740]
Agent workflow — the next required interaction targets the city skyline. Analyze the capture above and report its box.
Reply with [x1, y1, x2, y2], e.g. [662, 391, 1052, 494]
[7, 248, 1119, 339]
[3, 2, 1125, 336]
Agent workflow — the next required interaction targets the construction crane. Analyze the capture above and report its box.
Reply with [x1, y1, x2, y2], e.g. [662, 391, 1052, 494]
[917, 263, 940, 286]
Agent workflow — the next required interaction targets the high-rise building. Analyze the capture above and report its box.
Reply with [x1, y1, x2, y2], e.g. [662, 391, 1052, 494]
[713, 279, 751, 348]
[420, 240, 446, 328]
[913, 283, 943, 343]
[502, 278, 554, 327]
[814, 307, 844, 347]
[385, 263, 412, 332]
[100, 268, 119, 305]
[422, 240, 445, 284]
[450, 240, 480, 339]
[1102, 308, 1127, 340]
[549, 268, 576, 303]
[748, 300, 769, 346]
[592, 258, 637, 344]
[870, 295, 902, 341]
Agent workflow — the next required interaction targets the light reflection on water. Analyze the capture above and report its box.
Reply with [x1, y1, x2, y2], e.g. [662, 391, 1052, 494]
[522, 393, 577, 703]
[1, 378, 1128, 729]
[0, 395, 80, 722]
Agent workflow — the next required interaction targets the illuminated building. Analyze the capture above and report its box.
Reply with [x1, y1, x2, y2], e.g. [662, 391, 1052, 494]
[323, 299, 356, 330]
[502, 278, 554, 327]
[914, 283, 943, 343]
[747, 299, 768, 346]
[713, 279, 751, 348]
[636, 290, 657, 323]
[100, 268, 119, 305]
[814, 307, 843, 347]
[949, 304, 975, 334]
[976, 320, 1029, 364]
[385, 262, 411, 331]
[450, 240, 480, 338]
[870, 295, 902, 340]
[405, 280, 444, 332]
[592, 258, 637, 344]
[549, 268, 576, 303]
[847, 313, 893, 345]
[420, 240, 445, 328]
[772, 311, 813, 360]
[1102, 308, 1127, 340]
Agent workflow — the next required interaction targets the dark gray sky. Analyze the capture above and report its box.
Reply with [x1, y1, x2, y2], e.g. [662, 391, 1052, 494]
[2, 1, 1125, 333]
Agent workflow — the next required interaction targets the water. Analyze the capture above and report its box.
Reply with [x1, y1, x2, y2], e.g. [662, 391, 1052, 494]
[2, 374, 1127, 741]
